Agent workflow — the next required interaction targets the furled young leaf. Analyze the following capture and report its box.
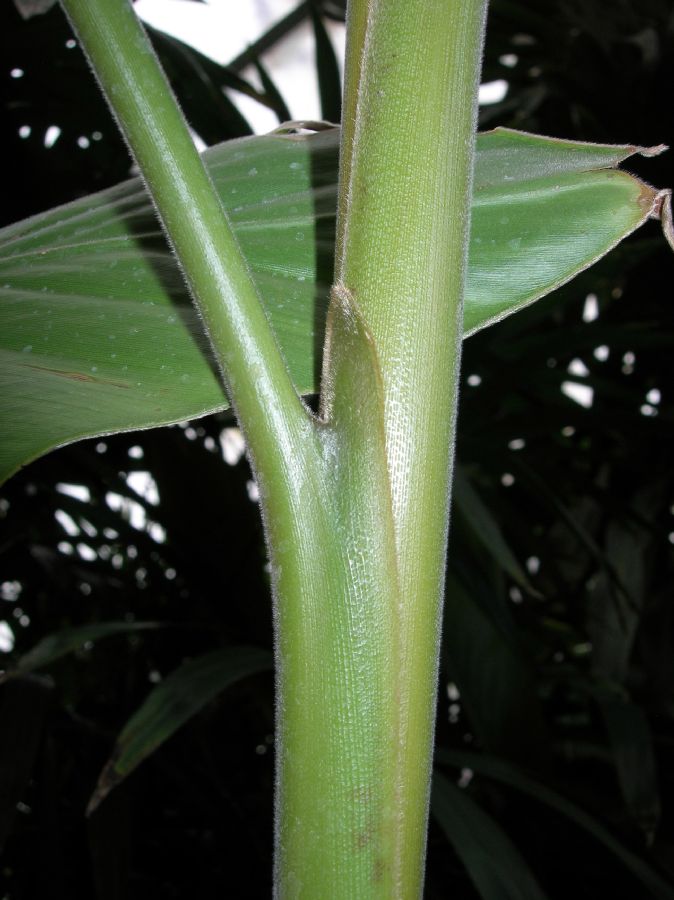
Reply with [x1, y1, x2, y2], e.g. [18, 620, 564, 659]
[436, 749, 674, 900]
[431, 770, 548, 900]
[87, 645, 271, 813]
[1, 128, 669, 482]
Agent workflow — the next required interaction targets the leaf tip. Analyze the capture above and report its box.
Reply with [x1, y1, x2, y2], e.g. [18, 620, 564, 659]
[86, 753, 122, 817]
[652, 189, 674, 251]
[270, 120, 336, 138]
[634, 143, 668, 159]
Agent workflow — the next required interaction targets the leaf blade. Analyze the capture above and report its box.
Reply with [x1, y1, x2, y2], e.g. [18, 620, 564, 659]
[436, 749, 674, 900]
[0, 621, 160, 683]
[431, 770, 548, 900]
[1, 128, 668, 481]
[88, 645, 272, 813]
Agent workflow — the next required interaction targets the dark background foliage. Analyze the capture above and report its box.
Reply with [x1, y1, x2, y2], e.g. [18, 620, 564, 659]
[1, 1, 673, 897]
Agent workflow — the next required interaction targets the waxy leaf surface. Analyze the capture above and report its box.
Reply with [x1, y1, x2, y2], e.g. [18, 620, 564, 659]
[1, 127, 668, 481]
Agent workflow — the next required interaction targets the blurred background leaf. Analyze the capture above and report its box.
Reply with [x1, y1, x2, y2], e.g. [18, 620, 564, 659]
[431, 770, 549, 900]
[88, 645, 272, 814]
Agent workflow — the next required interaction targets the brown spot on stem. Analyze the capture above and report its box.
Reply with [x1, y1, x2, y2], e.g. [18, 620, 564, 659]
[372, 857, 386, 884]
[355, 824, 374, 850]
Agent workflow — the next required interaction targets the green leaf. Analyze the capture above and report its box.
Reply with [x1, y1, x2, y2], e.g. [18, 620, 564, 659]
[87, 645, 271, 813]
[431, 770, 548, 900]
[452, 464, 536, 594]
[436, 749, 674, 900]
[311, 7, 342, 123]
[443, 575, 547, 760]
[1, 127, 669, 482]
[0, 621, 160, 683]
[146, 26, 253, 142]
[599, 694, 661, 842]
[254, 60, 292, 123]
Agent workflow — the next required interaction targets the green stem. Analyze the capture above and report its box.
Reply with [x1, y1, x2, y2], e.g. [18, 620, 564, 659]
[272, 291, 403, 897]
[334, 0, 488, 892]
[60, 0, 313, 507]
[274, 0, 487, 893]
[63, 0, 487, 895]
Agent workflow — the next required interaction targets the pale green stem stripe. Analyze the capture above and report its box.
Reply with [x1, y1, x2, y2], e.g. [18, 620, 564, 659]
[60, 0, 313, 500]
[335, 0, 488, 893]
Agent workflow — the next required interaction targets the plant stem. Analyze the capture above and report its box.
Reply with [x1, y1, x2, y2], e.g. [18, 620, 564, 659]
[334, 0, 488, 892]
[62, 0, 487, 895]
[274, 0, 487, 893]
[272, 291, 403, 897]
[60, 0, 313, 512]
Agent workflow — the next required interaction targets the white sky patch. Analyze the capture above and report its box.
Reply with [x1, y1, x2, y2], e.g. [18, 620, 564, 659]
[76, 543, 97, 562]
[568, 358, 589, 377]
[0, 621, 15, 653]
[126, 471, 160, 506]
[1, 581, 22, 602]
[148, 522, 167, 544]
[220, 427, 246, 465]
[56, 482, 91, 502]
[105, 490, 166, 542]
[134, 0, 296, 62]
[55, 509, 80, 537]
[106, 491, 147, 529]
[479, 79, 508, 105]
[134, 0, 346, 133]
[562, 381, 594, 408]
[526, 555, 540, 574]
[80, 518, 98, 538]
[583, 293, 599, 322]
[189, 127, 207, 153]
[44, 125, 61, 148]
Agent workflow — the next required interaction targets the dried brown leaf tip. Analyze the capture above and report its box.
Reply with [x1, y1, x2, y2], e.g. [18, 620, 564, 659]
[634, 143, 668, 158]
[651, 189, 674, 252]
